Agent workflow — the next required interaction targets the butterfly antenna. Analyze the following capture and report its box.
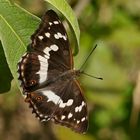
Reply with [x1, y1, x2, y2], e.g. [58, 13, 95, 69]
[81, 71, 103, 80]
[79, 44, 103, 80]
[80, 44, 97, 71]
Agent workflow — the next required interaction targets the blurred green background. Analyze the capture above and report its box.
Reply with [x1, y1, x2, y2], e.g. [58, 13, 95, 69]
[0, 0, 140, 140]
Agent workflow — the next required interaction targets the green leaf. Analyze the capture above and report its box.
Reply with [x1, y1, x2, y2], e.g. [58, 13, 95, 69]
[46, 0, 80, 55]
[0, 42, 13, 93]
[0, 0, 40, 90]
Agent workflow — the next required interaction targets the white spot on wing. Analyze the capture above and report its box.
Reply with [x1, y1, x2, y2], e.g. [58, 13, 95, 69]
[57, 32, 63, 38]
[44, 55, 50, 59]
[61, 115, 66, 120]
[59, 101, 66, 108]
[38, 36, 43, 40]
[43, 47, 51, 56]
[66, 99, 73, 106]
[53, 32, 67, 40]
[23, 94, 27, 99]
[77, 120, 80, 124]
[68, 113, 73, 119]
[45, 32, 50, 38]
[49, 22, 52, 25]
[43, 45, 58, 56]
[75, 101, 85, 112]
[81, 117, 86, 122]
[22, 57, 28, 63]
[42, 90, 74, 109]
[37, 117, 40, 120]
[63, 35, 67, 40]
[36, 43, 60, 83]
[20, 65, 24, 70]
[36, 55, 48, 83]
[50, 45, 59, 51]
[42, 90, 60, 104]
[59, 99, 73, 108]
[54, 34, 59, 39]
[41, 119, 46, 122]
[39, 114, 43, 117]
[21, 72, 24, 77]
[38, 55, 48, 63]
[54, 21, 59, 24]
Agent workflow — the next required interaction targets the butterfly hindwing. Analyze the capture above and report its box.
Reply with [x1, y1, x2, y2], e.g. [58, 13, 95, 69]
[25, 78, 88, 133]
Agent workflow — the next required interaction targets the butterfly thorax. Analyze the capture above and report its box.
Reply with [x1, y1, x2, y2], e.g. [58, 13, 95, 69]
[51, 69, 81, 83]
[60, 69, 80, 79]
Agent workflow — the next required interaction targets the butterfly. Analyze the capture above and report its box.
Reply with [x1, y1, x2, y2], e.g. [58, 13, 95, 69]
[17, 10, 88, 133]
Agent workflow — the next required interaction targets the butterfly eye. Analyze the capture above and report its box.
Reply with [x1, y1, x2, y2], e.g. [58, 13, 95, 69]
[36, 96, 43, 101]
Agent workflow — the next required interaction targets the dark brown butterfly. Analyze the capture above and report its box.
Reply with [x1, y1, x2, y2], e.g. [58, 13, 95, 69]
[17, 10, 88, 133]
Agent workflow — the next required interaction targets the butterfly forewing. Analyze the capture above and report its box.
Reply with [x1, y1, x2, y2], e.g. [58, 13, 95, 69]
[31, 10, 73, 69]
[18, 10, 73, 90]
[18, 10, 88, 133]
